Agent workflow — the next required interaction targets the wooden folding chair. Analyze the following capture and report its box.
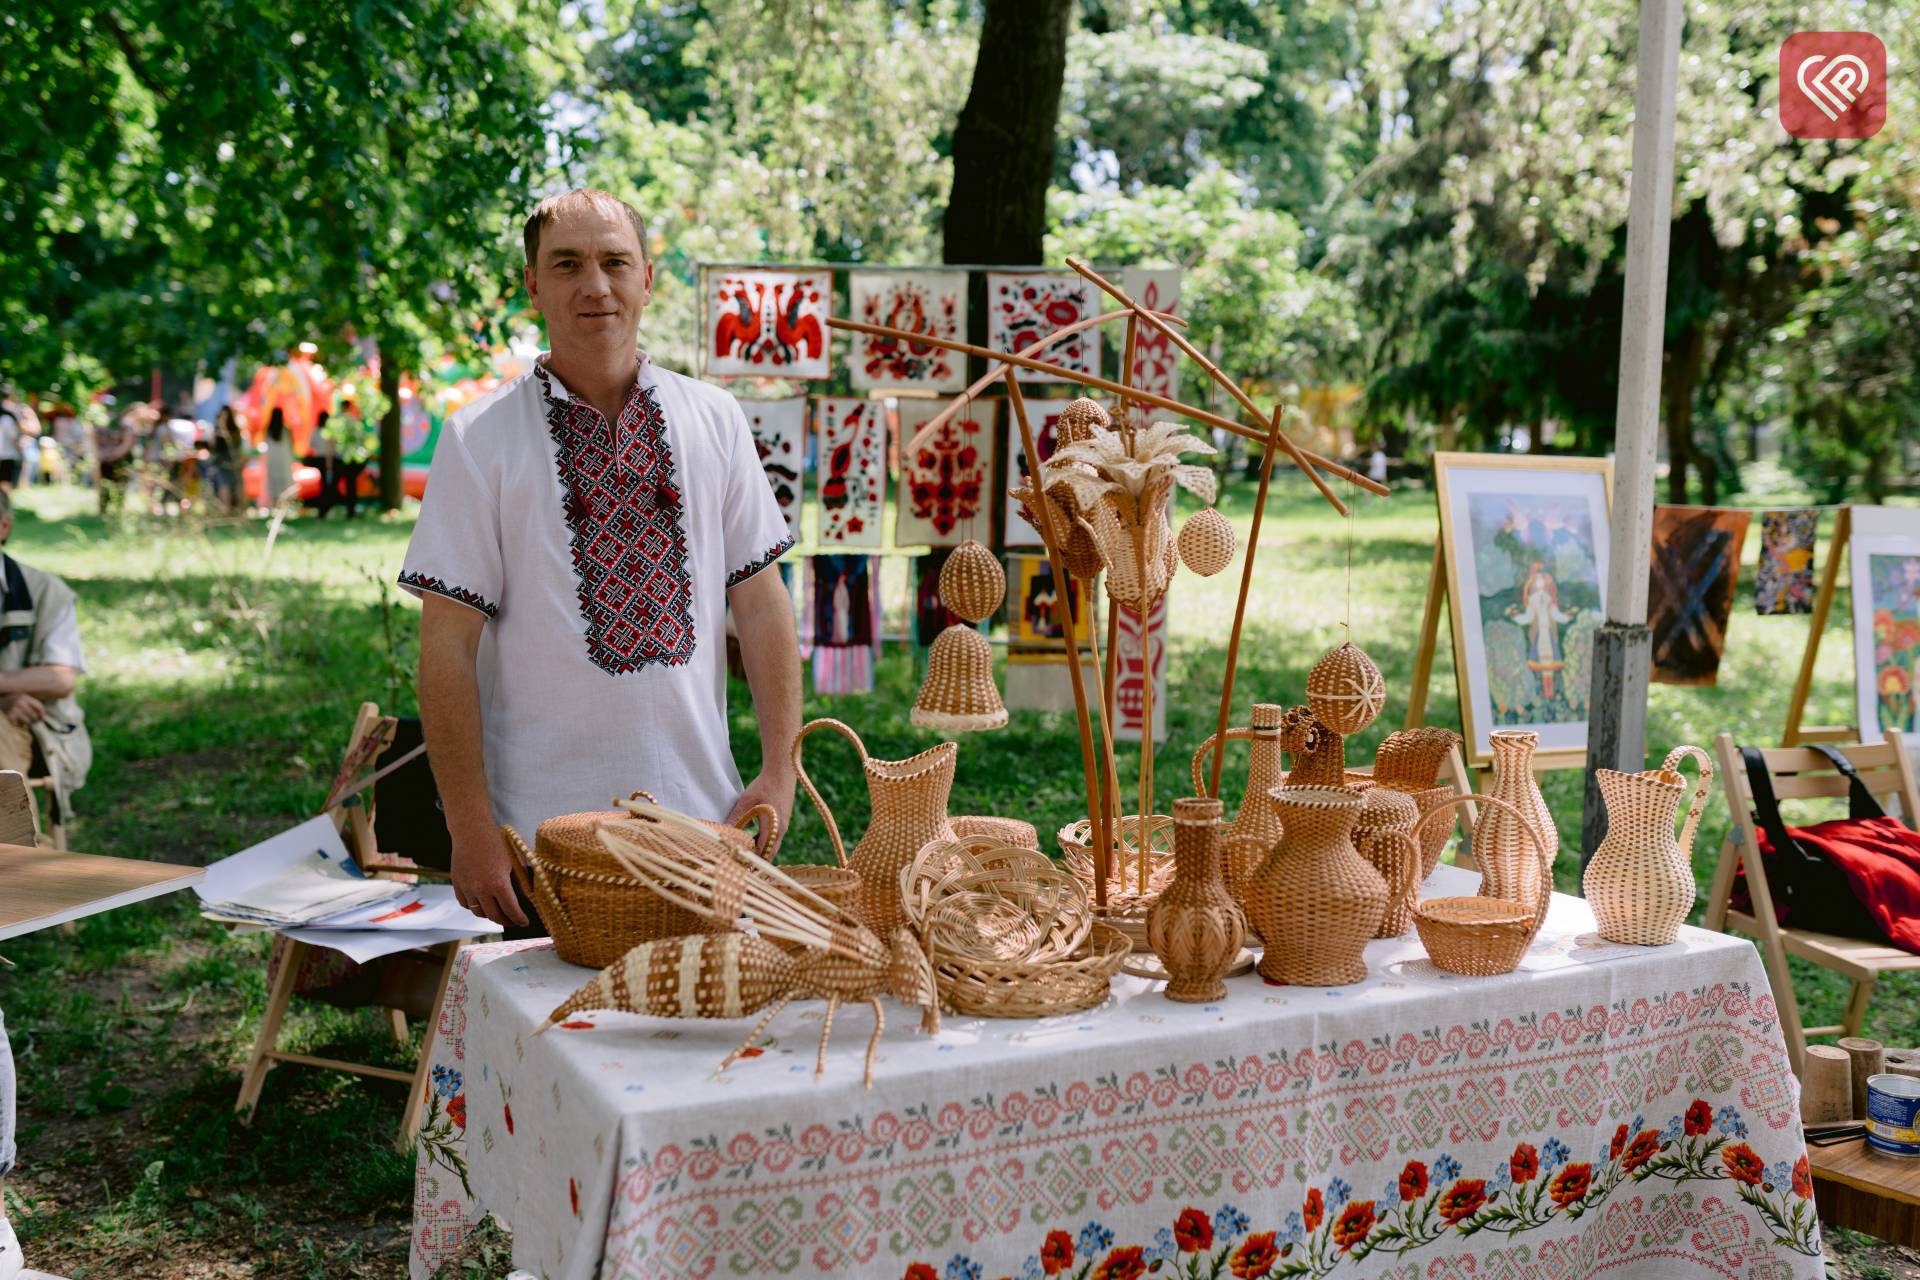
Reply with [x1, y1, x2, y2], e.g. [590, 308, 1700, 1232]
[1704, 730, 1920, 1074]
[235, 701, 472, 1148]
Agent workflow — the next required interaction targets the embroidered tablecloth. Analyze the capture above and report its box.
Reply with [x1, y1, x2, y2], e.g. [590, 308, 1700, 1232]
[410, 867, 1820, 1280]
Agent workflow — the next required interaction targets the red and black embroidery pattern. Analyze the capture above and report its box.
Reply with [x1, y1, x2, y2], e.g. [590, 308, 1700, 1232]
[398, 571, 498, 619]
[725, 536, 796, 589]
[537, 368, 696, 674]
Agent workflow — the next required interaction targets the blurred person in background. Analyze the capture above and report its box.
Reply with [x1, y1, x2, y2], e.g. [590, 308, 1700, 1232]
[309, 408, 339, 517]
[263, 408, 295, 511]
[0, 392, 39, 494]
[204, 406, 242, 513]
[93, 406, 141, 514]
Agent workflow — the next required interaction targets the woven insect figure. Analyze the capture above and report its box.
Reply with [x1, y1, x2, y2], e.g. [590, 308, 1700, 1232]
[537, 799, 939, 1088]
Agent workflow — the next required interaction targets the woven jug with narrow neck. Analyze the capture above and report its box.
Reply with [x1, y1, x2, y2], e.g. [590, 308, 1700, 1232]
[1583, 746, 1712, 946]
[793, 718, 957, 937]
[1189, 703, 1286, 904]
[1147, 797, 1246, 1002]
[1478, 730, 1557, 923]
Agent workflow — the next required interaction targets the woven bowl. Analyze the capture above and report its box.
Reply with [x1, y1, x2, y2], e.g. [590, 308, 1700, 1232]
[933, 922, 1132, 1018]
[1413, 896, 1535, 976]
[1059, 814, 1175, 924]
[903, 837, 1091, 965]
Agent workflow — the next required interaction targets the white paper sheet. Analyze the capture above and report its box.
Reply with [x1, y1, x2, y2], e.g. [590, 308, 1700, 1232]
[280, 924, 489, 964]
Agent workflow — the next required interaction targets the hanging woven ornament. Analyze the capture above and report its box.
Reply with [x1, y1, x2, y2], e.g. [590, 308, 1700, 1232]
[1178, 508, 1235, 577]
[1054, 397, 1111, 448]
[911, 624, 1008, 732]
[1306, 641, 1386, 736]
[937, 540, 1005, 624]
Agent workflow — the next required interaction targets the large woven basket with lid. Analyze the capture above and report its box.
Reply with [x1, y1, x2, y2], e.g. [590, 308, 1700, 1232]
[503, 797, 777, 969]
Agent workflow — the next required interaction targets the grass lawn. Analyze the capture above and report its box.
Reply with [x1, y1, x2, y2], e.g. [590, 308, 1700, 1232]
[0, 465, 1904, 1279]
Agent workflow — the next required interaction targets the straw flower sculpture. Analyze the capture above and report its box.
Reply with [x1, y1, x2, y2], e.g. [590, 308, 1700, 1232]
[1043, 419, 1217, 612]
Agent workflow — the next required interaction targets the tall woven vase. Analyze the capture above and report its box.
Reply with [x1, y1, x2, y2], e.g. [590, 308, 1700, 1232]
[792, 718, 958, 936]
[1147, 798, 1246, 1002]
[1583, 745, 1713, 945]
[1478, 731, 1557, 925]
[1189, 702, 1286, 906]
[1246, 786, 1387, 986]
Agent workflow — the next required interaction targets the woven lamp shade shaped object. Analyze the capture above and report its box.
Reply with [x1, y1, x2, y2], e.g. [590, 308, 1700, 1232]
[1054, 397, 1111, 447]
[1177, 508, 1236, 577]
[937, 540, 1005, 624]
[911, 624, 1008, 733]
[1306, 641, 1387, 736]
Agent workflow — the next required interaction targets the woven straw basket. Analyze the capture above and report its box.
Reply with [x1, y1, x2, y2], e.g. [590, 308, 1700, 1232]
[505, 798, 777, 969]
[1059, 813, 1176, 936]
[1410, 794, 1552, 976]
[933, 922, 1131, 1017]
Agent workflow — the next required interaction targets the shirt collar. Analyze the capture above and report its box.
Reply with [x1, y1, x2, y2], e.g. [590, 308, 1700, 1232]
[533, 350, 653, 410]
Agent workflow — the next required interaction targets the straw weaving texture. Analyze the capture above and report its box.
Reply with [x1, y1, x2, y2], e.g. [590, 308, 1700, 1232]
[1176, 508, 1235, 577]
[911, 624, 1007, 731]
[1305, 641, 1386, 736]
[936, 540, 1005, 623]
[1146, 798, 1246, 1002]
[1354, 786, 1421, 936]
[1245, 786, 1386, 986]
[1584, 745, 1712, 945]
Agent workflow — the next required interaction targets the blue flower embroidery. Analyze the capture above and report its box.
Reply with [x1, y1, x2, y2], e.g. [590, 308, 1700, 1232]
[945, 1256, 981, 1280]
[1434, 1154, 1463, 1183]
[1542, 1137, 1571, 1170]
[1216, 1203, 1250, 1239]
[1328, 1176, 1352, 1209]
[1078, 1221, 1113, 1254]
[431, 1064, 463, 1099]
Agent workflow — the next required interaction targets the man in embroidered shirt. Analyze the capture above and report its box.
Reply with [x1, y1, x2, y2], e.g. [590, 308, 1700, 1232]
[401, 189, 801, 927]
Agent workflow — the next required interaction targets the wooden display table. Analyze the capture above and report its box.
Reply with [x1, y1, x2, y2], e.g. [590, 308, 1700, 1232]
[1809, 1136, 1920, 1246]
[0, 843, 203, 942]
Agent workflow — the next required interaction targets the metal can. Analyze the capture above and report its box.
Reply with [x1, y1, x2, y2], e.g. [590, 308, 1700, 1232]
[1865, 1073, 1920, 1157]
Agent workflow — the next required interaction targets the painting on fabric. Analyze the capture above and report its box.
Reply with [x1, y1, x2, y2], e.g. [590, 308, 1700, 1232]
[813, 398, 886, 547]
[1121, 267, 1181, 406]
[986, 272, 1100, 383]
[848, 272, 967, 392]
[740, 396, 806, 540]
[706, 269, 832, 379]
[894, 397, 997, 548]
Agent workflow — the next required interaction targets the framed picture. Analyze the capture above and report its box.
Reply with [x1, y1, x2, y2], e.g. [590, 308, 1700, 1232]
[1849, 505, 1920, 745]
[1006, 553, 1093, 657]
[894, 397, 998, 548]
[1434, 452, 1614, 768]
[740, 395, 806, 540]
[1648, 505, 1751, 686]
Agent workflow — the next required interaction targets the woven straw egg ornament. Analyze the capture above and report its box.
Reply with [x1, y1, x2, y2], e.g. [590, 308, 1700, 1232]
[1305, 641, 1387, 736]
[1054, 397, 1111, 447]
[938, 540, 1005, 624]
[911, 624, 1008, 732]
[1177, 508, 1235, 577]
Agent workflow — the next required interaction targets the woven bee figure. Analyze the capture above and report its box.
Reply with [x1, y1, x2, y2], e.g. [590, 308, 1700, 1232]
[537, 799, 939, 1088]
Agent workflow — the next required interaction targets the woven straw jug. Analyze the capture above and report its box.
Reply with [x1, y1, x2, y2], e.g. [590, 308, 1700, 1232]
[793, 718, 957, 936]
[1189, 702, 1285, 907]
[1478, 730, 1558, 918]
[1354, 786, 1420, 936]
[1246, 786, 1387, 986]
[1147, 798, 1247, 1002]
[1583, 745, 1713, 945]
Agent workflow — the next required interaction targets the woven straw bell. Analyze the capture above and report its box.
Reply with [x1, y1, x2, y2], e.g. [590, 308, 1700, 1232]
[912, 624, 1008, 733]
[1054, 397, 1111, 447]
[1306, 641, 1386, 736]
[1177, 508, 1235, 577]
[938, 540, 1005, 624]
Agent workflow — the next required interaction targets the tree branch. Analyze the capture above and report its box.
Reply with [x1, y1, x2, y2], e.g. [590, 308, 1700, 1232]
[96, 9, 172, 104]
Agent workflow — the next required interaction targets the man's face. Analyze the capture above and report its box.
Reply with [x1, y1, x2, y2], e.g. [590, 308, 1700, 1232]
[524, 203, 653, 364]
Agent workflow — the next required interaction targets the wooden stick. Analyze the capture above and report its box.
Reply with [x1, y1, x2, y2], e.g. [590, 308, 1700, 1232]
[826, 314, 1384, 503]
[1062, 255, 1356, 512]
[1006, 371, 1110, 905]
[1103, 606, 1123, 873]
[1784, 505, 1849, 746]
[1405, 542, 1447, 731]
[1137, 605, 1156, 894]
[907, 307, 1186, 448]
[1079, 574, 1123, 907]
[1840, 1036, 1886, 1122]
[1208, 408, 1284, 799]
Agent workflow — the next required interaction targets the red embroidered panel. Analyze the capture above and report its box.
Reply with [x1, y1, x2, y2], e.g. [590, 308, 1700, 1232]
[537, 368, 695, 673]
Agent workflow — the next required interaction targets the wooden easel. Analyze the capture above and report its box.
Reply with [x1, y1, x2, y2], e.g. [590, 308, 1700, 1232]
[1782, 505, 1858, 747]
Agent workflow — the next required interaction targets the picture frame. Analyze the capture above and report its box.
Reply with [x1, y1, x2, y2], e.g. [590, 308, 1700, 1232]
[1848, 504, 1920, 747]
[1433, 452, 1614, 769]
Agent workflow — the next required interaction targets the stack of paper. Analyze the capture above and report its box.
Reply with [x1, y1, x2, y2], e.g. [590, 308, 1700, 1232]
[197, 815, 500, 961]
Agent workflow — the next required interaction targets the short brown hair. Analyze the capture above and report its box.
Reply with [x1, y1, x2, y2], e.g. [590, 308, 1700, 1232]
[523, 188, 650, 267]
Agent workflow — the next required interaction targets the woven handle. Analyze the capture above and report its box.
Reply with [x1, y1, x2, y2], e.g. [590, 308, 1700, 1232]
[1661, 744, 1714, 861]
[791, 718, 867, 870]
[1190, 726, 1255, 796]
[1409, 794, 1553, 936]
[735, 802, 783, 861]
[498, 824, 559, 931]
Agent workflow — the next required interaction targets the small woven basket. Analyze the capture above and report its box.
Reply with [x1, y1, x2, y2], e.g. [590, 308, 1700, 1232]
[1177, 508, 1236, 577]
[508, 804, 763, 969]
[1373, 727, 1461, 787]
[937, 540, 1006, 624]
[932, 921, 1131, 1017]
[1409, 794, 1552, 976]
[902, 836, 1091, 965]
[1059, 813, 1175, 927]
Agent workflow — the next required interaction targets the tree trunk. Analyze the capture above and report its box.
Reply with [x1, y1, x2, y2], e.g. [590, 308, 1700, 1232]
[379, 346, 404, 511]
[942, 0, 1072, 265]
[1663, 322, 1707, 504]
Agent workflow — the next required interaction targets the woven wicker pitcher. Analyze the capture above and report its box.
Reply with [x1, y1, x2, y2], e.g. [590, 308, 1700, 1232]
[1478, 731, 1558, 913]
[1583, 745, 1713, 945]
[1245, 786, 1387, 986]
[793, 718, 957, 937]
[1189, 702, 1285, 904]
[1147, 798, 1247, 1002]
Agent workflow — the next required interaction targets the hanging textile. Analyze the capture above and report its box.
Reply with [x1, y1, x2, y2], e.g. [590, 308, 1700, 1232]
[1755, 509, 1819, 615]
[1647, 505, 1752, 686]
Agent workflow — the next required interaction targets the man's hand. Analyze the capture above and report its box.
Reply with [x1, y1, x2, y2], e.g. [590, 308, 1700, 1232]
[726, 768, 796, 858]
[451, 828, 529, 928]
[1, 692, 46, 726]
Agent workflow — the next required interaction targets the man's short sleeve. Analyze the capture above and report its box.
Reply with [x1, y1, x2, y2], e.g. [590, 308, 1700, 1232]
[29, 578, 85, 673]
[720, 396, 795, 589]
[399, 425, 503, 618]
